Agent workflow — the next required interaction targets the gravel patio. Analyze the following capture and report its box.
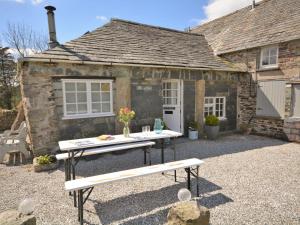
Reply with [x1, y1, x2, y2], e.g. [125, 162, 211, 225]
[0, 134, 299, 225]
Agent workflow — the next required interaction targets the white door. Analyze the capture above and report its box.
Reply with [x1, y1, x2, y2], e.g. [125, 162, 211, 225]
[162, 80, 183, 133]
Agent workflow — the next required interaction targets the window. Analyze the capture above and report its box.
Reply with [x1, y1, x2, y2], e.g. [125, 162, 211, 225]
[204, 97, 226, 119]
[62, 79, 113, 119]
[162, 81, 178, 106]
[260, 46, 278, 68]
[256, 81, 286, 118]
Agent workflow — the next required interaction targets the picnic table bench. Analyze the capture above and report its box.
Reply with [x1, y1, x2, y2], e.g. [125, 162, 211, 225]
[65, 158, 204, 225]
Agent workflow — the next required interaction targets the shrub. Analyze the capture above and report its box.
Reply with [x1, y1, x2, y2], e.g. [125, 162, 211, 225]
[205, 115, 220, 126]
[189, 121, 199, 131]
[36, 155, 55, 165]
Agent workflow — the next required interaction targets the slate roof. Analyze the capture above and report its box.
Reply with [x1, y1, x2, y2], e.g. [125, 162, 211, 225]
[25, 19, 241, 71]
[192, 0, 300, 55]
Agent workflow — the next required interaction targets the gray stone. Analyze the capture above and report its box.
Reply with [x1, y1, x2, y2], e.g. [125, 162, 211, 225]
[167, 201, 210, 225]
[0, 210, 36, 225]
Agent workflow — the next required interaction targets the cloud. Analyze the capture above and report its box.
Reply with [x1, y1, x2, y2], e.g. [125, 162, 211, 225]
[31, 0, 43, 5]
[96, 15, 109, 23]
[15, 0, 25, 3]
[201, 0, 263, 24]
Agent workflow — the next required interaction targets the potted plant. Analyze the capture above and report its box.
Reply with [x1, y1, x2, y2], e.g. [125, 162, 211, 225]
[205, 115, 220, 140]
[118, 107, 135, 137]
[33, 154, 58, 172]
[188, 121, 199, 140]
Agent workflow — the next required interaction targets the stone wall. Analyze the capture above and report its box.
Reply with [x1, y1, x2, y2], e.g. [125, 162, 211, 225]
[0, 109, 17, 131]
[284, 118, 300, 143]
[205, 80, 238, 131]
[224, 40, 300, 139]
[20, 61, 242, 155]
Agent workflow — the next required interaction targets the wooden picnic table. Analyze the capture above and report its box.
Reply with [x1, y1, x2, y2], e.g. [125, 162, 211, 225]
[58, 129, 182, 165]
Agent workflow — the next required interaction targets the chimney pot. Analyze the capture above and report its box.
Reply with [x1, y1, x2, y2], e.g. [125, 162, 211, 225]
[252, 0, 256, 9]
[45, 5, 58, 48]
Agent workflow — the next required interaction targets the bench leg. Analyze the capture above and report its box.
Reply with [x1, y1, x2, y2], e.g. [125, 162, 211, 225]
[196, 166, 199, 197]
[78, 190, 83, 225]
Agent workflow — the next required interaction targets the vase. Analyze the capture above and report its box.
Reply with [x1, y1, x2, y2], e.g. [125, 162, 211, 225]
[123, 122, 130, 137]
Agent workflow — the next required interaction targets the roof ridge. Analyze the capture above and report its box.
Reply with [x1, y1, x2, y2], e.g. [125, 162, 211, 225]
[192, 0, 266, 30]
[111, 18, 203, 36]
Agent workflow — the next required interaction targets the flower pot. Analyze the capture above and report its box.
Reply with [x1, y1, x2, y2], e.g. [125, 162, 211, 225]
[205, 125, 219, 140]
[33, 157, 59, 172]
[188, 130, 198, 140]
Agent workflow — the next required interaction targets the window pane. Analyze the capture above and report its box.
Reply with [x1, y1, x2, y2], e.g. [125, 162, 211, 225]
[262, 49, 269, 58]
[91, 83, 100, 91]
[262, 57, 269, 65]
[66, 93, 76, 103]
[102, 92, 110, 102]
[269, 56, 277, 65]
[92, 103, 101, 113]
[270, 47, 277, 56]
[77, 93, 87, 103]
[78, 104, 87, 113]
[92, 92, 101, 102]
[102, 103, 111, 112]
[65, 83, 75, 91]
[101, 83, 110, 92]
[77, 83, 86, 91]
[171, 98, 177, 105]
[66, 104, 76, 114]
[171, 82, 178, 89]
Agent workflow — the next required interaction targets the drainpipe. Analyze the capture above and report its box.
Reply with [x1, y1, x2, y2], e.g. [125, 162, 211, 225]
[45, 5, 59, 48]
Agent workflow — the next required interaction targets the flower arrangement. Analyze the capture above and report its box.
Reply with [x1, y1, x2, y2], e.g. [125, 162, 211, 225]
[118, 107, 135, 137]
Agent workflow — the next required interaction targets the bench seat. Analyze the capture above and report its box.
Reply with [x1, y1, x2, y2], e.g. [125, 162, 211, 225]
[65, 158, 204, 191]
[56, 141, 155, 161]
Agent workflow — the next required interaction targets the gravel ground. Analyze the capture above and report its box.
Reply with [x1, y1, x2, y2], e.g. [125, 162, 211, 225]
[0, 134, 300, 225]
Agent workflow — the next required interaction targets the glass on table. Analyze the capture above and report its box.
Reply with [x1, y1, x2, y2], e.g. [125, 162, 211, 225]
[146, 125, 151, 132]
[142, 126, 147, 133]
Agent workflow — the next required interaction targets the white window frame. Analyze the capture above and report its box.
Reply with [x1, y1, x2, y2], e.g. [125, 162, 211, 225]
[204, 96, 226, 119]
[260, 45, 279, 69]
[62, 79, 114, 119]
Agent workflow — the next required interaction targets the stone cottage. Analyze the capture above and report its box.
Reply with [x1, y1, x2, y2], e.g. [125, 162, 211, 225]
[19, 0, 300, 156]
[193, 0, 300, 141]
[20, 7, 245, 155]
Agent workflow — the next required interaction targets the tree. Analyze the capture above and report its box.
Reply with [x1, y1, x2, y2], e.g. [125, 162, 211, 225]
[4, 22, 48, 59]
[0, 46, 17, 109]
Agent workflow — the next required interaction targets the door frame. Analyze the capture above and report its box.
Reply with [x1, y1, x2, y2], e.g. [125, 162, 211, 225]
[162, 79, 184, 134]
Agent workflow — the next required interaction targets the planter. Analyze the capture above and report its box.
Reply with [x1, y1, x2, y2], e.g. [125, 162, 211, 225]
[33, 157, 59, 172]
[205, 125, 219, 140]
[188, 130, 199, 140]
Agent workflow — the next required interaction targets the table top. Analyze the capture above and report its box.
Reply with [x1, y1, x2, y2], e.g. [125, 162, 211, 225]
[59, 130, 182, 151]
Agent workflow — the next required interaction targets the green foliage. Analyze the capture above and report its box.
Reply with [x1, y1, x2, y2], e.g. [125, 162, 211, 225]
[36, 155, 55, 165]
[205, 115, 220, 126]
[162, 120, 168, 130]
[189, 121, 199, 130]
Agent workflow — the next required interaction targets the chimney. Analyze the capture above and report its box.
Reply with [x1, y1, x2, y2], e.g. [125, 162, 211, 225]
[45, 5, 59, 48]
[252, 0, 256, 9]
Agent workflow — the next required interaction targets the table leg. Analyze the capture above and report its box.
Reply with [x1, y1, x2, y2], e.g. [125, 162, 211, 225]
[172, 138, 177, 182]
[71, 151, 77, 207]
[186, 168, 191, 190]
[161, 139, 165, 164]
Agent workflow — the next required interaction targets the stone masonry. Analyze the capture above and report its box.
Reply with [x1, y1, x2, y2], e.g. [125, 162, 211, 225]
[20, 61, 243, 156]
[224, 40, 300, 139]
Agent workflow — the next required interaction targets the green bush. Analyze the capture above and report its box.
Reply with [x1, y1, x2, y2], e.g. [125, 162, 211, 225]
[36, 155, 55, 165]
[189, 121, 199, 131]
[205, 115, 220, 126]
